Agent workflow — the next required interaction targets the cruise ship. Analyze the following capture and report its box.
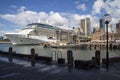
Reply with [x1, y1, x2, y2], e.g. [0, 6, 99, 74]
[5, 23, 58, 45]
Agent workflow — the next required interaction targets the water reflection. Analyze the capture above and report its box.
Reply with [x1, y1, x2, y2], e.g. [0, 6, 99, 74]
[0, 44, 120, 61]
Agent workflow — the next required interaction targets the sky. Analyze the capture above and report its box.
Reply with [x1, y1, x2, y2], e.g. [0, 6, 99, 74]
[0, 0, 120, 36]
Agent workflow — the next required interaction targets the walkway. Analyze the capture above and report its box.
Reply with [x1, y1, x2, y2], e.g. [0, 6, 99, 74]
[0, 56, 120, 80]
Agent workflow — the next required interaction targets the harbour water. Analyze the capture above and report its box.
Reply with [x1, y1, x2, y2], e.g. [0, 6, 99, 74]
[0, 43, 120, 61]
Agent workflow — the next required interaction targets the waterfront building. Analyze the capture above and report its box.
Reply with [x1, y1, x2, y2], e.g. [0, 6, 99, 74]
[56, 28, 73, 44]
[74, 27, 87, 44]
[92, 29, 120, 42]
[116, 21, 120, 33]
[92, 20, 120, 43]
[93, 28, 96, 34]
[92, 28, 105, 41]
[80, 17, 91, 37]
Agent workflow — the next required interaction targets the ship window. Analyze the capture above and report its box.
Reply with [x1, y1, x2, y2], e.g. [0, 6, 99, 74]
[20, 40, 23, 42]
[48, 37, 53, 39]
[27, 23, 54, 29]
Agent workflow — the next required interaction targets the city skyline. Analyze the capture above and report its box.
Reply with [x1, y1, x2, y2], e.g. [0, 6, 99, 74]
[0, 0, 120, 36]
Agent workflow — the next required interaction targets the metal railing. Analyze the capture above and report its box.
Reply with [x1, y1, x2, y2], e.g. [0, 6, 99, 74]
[51, 50, 62, 62]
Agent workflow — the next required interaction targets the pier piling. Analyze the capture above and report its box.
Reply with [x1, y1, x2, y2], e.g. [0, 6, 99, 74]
[95, 50, 101, 68]
[8, 47, 13, 62]
[67, 50, 74, 71]
[31, 48, 35, 67]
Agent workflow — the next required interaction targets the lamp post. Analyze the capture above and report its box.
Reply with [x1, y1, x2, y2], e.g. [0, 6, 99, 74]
[103, 14, 112, 71]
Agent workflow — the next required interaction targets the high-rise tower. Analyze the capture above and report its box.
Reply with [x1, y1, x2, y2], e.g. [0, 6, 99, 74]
[86, 17, 91, 36]
[108, 24, 112, 33]
[80, 17, 91, 37]
[99, 18, 105, 30]
[116, 21, 120, 33]
[99, 18, 106, 34]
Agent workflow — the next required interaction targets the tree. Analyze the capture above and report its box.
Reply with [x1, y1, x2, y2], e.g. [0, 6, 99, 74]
[0, 36, 4, 40]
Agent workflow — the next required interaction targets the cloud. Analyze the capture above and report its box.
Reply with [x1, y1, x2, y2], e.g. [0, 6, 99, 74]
[92, 0, 105, 15]
[0, 6, 102, 32]
[0, 30, 12, 36]
[76, 3, 87, 11]
[92, 0, 120, 28]
[48, 11, 68, 26]
[0, 6, 69, 28]
[17, 6, 27, 12]
[106, 0, 120, 27]
[10, 5, 17, 8]
[105, 0, 120, 17]
[92, 0, 120, 17]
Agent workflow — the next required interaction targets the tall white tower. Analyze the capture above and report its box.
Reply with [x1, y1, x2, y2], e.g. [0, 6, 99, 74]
[108, 24, 112, 33]
[80, 17, 91, 37]
[86, 17, 91, 36]
[81, 19, 86, 34]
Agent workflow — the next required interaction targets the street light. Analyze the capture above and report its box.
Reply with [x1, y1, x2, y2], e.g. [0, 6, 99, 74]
[103, 14, 112, 71]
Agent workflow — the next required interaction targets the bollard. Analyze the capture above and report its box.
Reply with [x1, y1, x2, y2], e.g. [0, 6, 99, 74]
[67, 50, 74, 71]
[31, 48, 35, 67]
[8, 47, 13, 62]
[95, 50, 101, 68]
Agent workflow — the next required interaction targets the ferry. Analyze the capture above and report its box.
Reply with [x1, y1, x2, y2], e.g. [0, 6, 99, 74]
[5, 23, 58, 45]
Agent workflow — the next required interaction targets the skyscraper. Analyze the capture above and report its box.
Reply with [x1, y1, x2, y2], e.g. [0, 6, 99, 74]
[99, 18, 105, 30]
[108, 24, 112, 33]
[116, 21, 120, 33]
[81, 19, 86, 33]
[86, 17, 91, 36]
[80, 17, 91, 37]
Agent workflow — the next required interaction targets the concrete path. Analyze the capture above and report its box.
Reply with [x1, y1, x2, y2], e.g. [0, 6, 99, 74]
[0, 56, 120, 80]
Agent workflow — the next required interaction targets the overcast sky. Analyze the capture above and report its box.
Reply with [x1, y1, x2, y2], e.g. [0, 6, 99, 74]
[0, 0, 120, 36]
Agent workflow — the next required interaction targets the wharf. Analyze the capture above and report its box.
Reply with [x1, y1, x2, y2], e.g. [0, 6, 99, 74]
[0, 56, 120, 80]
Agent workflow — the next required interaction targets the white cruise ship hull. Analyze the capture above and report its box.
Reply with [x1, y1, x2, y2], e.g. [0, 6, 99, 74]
[5, 34, 42, 45]
[5, 33, 57, 45]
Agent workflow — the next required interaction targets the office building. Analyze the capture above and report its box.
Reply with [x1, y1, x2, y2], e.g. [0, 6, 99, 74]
[116, 21, 120, 33]
[99, 18, 105, 29]
[80, 17, 91, 37]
